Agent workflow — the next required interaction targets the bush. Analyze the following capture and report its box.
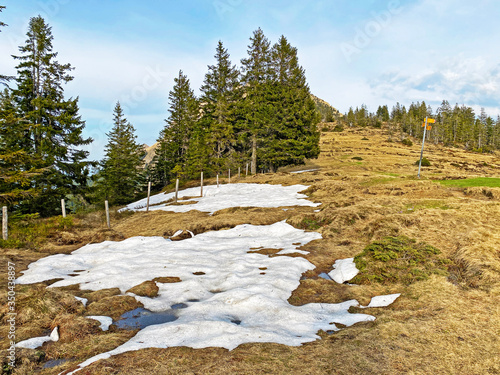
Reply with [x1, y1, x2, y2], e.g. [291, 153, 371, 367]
[402, 138, 413, 146]
[333, 124, 344, 132]
[352, 156, 363, 161]
[416, 157, 431, 166]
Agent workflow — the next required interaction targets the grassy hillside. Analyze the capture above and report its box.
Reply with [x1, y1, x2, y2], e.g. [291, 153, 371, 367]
[1, 126, 499, 374]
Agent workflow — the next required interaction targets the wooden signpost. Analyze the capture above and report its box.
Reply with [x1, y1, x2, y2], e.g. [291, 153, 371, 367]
[418, 117, 435, 178]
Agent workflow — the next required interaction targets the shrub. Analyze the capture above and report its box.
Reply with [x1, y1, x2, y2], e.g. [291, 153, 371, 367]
[416, 157, 431, 166]
[352, 156, 363, 161]
[402, 138, 413, 146]
[333, 124, 344, 132]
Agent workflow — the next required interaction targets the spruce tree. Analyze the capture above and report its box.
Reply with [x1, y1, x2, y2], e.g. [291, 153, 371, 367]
[97, 102, 144, 205]
[0, 89, 45, 205]
[153, 70, 198, 186]
[240, 28, 272, 174]
[262, 35, 319, 171]
[197, 40, 239, 175]
[10, 16, 92, 216]
[0, 5, 11, 86]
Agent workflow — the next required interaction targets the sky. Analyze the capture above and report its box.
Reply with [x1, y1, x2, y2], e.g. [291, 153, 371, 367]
[1, 0, 500, 160]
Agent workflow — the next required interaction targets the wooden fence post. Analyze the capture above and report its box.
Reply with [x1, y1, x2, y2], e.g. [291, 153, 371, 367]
[105, 200, 110, 229]
[61, 199, 66, 218]
[175, 179, 179, 203]
[200, 171, 204, 197]
[2, 206, 7, 240]
[146, 181, 151, 212]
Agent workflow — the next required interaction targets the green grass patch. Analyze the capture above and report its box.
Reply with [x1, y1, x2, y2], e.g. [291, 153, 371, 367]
[437, 177, 500, 188]
[298, 216, 332, 231]
[352, 236, 450, 285]
[0, 214, 74, 249]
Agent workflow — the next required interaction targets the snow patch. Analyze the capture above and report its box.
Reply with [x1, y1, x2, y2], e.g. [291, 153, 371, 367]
[75, 296, 87, 306]
[17, 223, 375, 374]
[328, 258, 359, 284]
[16, 327, 59, 349]
[362, 294, 401, 308]
[86, 316, 113, 331]
[119, 183, 320, 213]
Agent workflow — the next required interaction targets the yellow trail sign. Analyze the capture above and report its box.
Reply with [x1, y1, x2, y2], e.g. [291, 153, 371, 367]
[427, 118, 436, 123]
[427, 126, 432, 130]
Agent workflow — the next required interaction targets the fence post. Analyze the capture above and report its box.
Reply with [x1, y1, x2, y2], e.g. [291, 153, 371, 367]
[2, 206, 7, 240]
[228, 169, 231, 184]
[238, 167, 240, 178]
[217, 174, 219, 188]
[105, 200, 110, 229]
[200, 171, 204, 197]
[146, 181, 151, 212]
[246, 163, 248, 176]
[175, 179, 179, 203]
[61, 199, 66, 218]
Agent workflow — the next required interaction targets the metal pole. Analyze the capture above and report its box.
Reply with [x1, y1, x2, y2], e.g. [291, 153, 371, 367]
[61, 199, 66, 218]
[228, 169, 231, 184]
[105, 200, 110, 229]
[146, 181, 151, 212]
[200, 171, 203, 197]
[418, 117, 429, 179]
[246, 163, 248, 176]
[217, 174, 219, 188]
[238, 167, 240, 178]
[2, 206, 7, 240]
[175, 179, 179, 203]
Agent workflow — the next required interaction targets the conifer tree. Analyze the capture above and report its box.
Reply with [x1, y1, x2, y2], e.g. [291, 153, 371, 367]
[97, 102, 144, 205]
[0, 89, 45, 205]
[240, 28, 272, 174]
[10, 16, 92, 216]
[197, 40, 239, 174]
[261, 35, 319, 171]
[153, 70, 198, 186]
[0, 5, 11, 86]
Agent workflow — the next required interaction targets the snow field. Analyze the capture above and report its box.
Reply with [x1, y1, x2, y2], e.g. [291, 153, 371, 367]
[120, 183, 321, 213]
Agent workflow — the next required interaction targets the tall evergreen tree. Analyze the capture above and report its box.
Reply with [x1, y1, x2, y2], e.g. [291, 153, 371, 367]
[197, 40, 240, 175]
[261, 35, 319, 171]
[240, 28, 272, 174]
[0, 89, 45, 205]
[10, 16, 92, 216]
[97, 102, 144, 205]
[0, 5, 11, 86]
[153, 70, 198, 186]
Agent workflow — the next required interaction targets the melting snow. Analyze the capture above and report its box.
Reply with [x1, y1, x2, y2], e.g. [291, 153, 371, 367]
[120, 183, 320, 213]
[362, 294, 401, 308]
[86, 316, 113, 331]
[74, 296, 87, 306]
[328, 258, 359, 283]
[17, 222, 375, 374]
[16, 327, 59, 349]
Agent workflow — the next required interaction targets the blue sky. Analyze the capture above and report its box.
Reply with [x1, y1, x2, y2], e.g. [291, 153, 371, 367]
[1, 0, 500, 160]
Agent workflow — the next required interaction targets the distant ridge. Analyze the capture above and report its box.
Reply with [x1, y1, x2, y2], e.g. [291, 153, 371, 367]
[311, 94, 342, 121]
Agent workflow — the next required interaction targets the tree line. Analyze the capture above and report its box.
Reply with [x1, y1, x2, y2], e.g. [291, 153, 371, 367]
[0, 11, 320, 214]
[342, 101, 500, 152]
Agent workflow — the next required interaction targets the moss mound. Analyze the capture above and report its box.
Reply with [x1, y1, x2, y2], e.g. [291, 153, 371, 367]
[352, 236, 449, 285]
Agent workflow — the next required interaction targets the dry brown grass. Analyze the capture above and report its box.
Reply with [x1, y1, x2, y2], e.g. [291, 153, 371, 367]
[2, 126, 500, 374]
